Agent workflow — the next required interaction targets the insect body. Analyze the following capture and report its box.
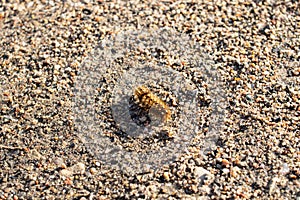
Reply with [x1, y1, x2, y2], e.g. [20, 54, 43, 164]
[133, 86, 171, 122]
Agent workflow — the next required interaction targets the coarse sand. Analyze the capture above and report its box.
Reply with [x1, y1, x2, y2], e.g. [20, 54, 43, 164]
[0, 0, 299, 199]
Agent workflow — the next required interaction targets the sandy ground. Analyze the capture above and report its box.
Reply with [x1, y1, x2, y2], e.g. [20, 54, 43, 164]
[0, 0, 299, 199]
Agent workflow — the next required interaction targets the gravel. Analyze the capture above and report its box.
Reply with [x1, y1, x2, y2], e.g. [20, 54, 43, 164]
[0, 0, 299, 199]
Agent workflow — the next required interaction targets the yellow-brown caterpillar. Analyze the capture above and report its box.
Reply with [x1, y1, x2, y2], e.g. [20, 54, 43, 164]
[133, 85, 171, 122]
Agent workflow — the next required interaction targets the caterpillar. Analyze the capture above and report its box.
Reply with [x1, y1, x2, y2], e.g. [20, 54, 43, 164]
[133, 85, 171, 122]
